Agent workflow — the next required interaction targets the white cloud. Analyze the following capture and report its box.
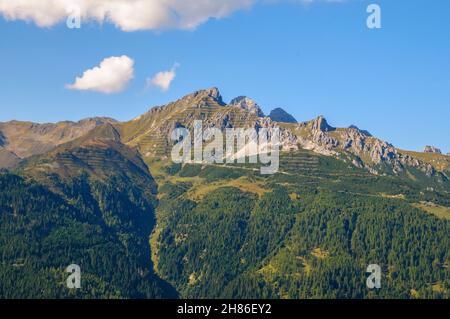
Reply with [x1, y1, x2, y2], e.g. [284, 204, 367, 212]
[148, 63, 179, 92]
[66, 55, 134, 94]
[0, 0, 255, 31]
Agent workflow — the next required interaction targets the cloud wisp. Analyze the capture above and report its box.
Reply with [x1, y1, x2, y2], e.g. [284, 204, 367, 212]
[66, 55, 134, 94]
[147, 63, 180, 92]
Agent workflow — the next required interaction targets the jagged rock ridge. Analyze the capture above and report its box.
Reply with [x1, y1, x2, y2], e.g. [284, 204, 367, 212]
[1, 88, 448, 179]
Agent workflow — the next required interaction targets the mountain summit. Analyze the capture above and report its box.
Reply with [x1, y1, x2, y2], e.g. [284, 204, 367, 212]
[269, 108, 297, 123]
[184, 87, 226, 106]
[229, 96, 265, 117]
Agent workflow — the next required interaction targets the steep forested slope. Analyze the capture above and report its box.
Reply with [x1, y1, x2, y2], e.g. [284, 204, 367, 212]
[151, 156, 449, 299]
[0, 125, 177, 298]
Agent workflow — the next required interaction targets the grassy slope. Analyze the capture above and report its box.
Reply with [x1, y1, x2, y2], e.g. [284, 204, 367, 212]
[413, 202, 450, 220]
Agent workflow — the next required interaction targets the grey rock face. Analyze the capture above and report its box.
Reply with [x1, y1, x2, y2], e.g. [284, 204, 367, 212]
[308, 116, 335, 132]
[288, 115, 441, 176]
[424, 145, 442, 154]
[193, 87, 225, 105]
[229, 96, 265, 117]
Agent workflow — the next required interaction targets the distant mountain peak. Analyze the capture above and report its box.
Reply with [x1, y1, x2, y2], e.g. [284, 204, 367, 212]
[72, 123, 121, 145]
[309, 115, 335, 132]
[194, 86, 221, 98]
[269, 108, 297, 123]
[229, 96, 265, 117]
[183, 87, 225, 106]
[0, 117, 119, 164]
[424, 145, 442, 154]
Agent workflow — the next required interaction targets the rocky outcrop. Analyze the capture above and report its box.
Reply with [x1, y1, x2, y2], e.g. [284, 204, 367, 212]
[294, 117, 339, 156]
[229, 96, 265, 117]
[340, 129, 396, 165]
[282, 115, 442, 176]
[269, 108, 297, 123]
[349, 125, 372, 137]
[187, 87, 226, 107]
[299, 116, 335, 132]
[424, 146, 442, 154]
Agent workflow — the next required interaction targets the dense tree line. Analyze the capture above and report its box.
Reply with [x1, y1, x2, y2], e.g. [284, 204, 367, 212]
[0, 173, 177, 298]
[156, 165, 449, 299]
[1, 150, 449, 299]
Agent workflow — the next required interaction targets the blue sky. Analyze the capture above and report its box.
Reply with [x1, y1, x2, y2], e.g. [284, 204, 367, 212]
[0, 0, 449, 153]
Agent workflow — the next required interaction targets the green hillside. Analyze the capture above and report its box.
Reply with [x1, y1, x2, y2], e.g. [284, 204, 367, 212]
[150, 154, 449, 299]
[0, 128, 178, 298]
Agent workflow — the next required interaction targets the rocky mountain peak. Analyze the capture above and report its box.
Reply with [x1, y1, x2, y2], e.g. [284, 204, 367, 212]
[186, 87, 225, 106]
[309, 116, 335, 132]
[424, 145, 442, 154]
[79, 123, 121, 143]
[229, 96, 265, 117]
[199, 87, 222, 99]
[269, 108, 297, 123]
